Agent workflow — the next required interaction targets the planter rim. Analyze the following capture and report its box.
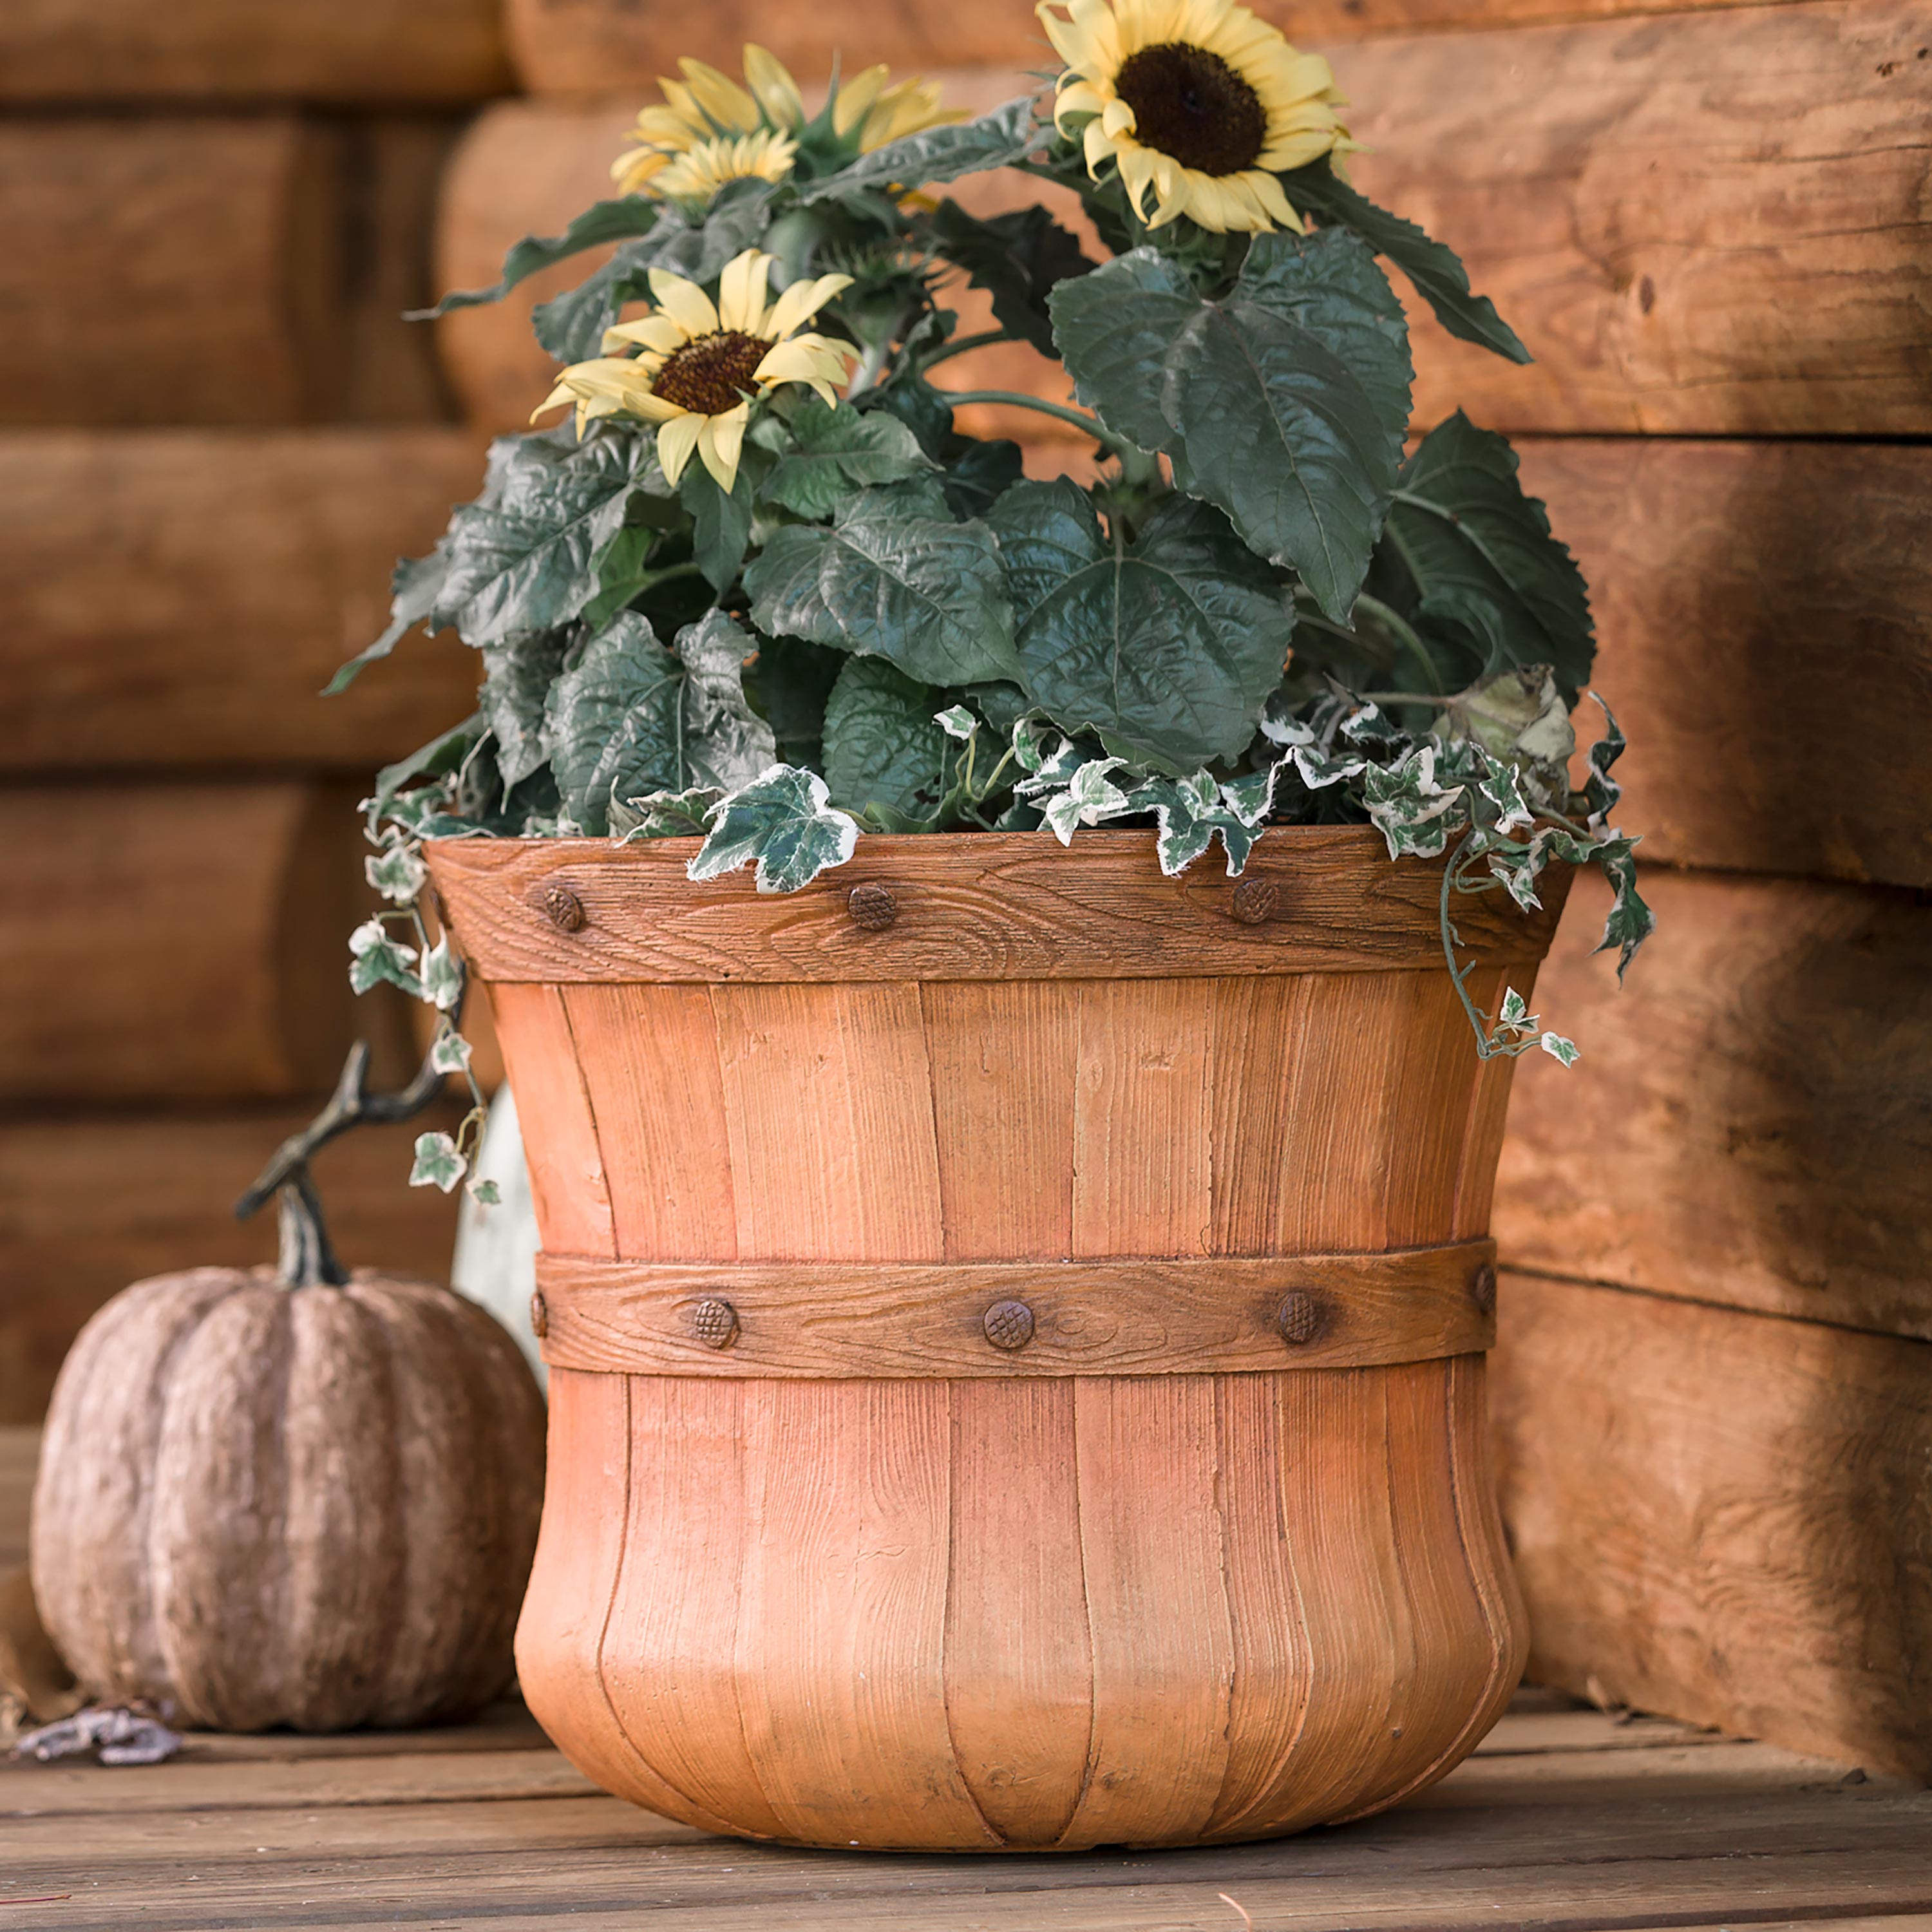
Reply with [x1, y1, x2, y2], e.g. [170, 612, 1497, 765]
[424, 824, 1571, 988]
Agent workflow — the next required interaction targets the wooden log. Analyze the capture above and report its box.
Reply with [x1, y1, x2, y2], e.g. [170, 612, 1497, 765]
[0, 0, 510, 104]
[1519, 440, 1932, 893]
[0, 783, 419, 1104]
[0, 1107, 462, 1428]
[0, 117, 461, 426]
[1, 430, 486, 771]
[1491, 1273, 1932, 1781]
[498, 0, 1802, 95]
[1494, 866, 1932, 1344]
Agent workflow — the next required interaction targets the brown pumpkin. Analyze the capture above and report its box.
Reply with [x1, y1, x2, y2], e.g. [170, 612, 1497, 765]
[31, 1245, 546, 1732]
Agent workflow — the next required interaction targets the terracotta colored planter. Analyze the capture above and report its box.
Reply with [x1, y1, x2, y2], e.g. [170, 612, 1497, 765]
[426, 828, 1569, 1852]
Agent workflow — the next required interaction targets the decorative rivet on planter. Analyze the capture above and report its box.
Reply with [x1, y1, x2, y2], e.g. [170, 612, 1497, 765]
[983, 1300, 1036, 1351]
[1277, 1291, 1326, 1346]
[1231, 878, 1280, 925]
[847, 882, 898, 931]
[540, 882, 587, 933]
[1470, 1262, 1499, 1316]
[688, 1298, 740, 1349]
[529, 1289, 549, 1340]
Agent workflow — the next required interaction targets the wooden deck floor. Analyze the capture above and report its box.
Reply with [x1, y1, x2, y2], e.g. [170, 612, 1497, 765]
[4, 1429, 1928, 1931]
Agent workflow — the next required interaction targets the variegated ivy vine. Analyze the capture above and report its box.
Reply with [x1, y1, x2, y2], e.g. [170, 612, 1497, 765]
[335, 22, 1654, 1196]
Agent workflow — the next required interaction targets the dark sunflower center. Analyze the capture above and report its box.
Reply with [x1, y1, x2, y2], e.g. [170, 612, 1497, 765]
[650, 330, 773, 414]
[1113, 41, 1268, 176]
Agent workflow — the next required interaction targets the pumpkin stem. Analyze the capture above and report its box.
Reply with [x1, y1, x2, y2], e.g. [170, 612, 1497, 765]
[276, 1169, 348, 1289]
[236, 1018, 460, 1280]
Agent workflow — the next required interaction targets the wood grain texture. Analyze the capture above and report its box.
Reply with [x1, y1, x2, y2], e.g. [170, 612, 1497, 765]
[0, 118, 457, 427]
[1495, 867, 1932, 1343]
[534, 1244, 1499, 1378]
[1517, 439, 1932, 892]
[1, 430, 484, 771]
[1492, 1273, 1932, 1781]
[426, 831, 1569, 986]
[32, 1271, 545, 1730]
[478, 842, 1564, 1849]
[0, 0, 509, 102]
[1, 783, 420, 1103]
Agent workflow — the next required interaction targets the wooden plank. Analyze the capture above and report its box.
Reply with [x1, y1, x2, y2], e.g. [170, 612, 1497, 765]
[497, 0, 1810, 95]
[1492, 1273, 1932, 1781]
[535, 1244, 1497, 1377]
[1519, 439, 1932, 893]
[0, 1428, 36, 1572]
[1, 430, 485, 772]
[0, 1108, 461, 1428]
[0, 118, 460, 427]
[1341, 0, 1932, 435]
[0, 0, 509, 102]
[0, 783, 416, 1105]
[1495, 867, 1932, 1342]
[425, 830, 1569, 985]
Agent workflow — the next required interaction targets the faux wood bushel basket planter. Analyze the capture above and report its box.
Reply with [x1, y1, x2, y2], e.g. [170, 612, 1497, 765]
[427, 827, 1570, 1852]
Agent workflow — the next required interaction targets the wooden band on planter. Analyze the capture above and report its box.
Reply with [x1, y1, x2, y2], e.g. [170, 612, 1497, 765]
[532, 1240, 1499, 1379]
[428, 829, 1570, 987]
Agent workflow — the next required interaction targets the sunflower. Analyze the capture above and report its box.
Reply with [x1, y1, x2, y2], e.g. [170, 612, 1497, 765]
[611, 46, 960, 199]
[532, 249, 857, 493]
[1038, 0, 1355, 234]
[647, 128, 799, 205]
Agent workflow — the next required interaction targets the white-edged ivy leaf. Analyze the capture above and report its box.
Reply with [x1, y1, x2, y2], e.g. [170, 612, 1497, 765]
[410, 1131, 468, 1193]
[1282, 155, 1530, 365]
[1129, 766, 1276, 876]
[1593, 838, 1654, 980]
[1499, 986, 1530, 1027]
[1235, 228, 1413, 457]
[1386, 413, 1595, 699]
[612, 784, 721, 840]
[688, 764, 860, 893]
[348, 918, 422, 998]
[822, 657, 951, 824]
[1580, 692, 1627, 830]
[1034, 755, 1137, 844]
[934, 704, 976, 741]
[762, 397, 934, 520]
[1360, 744, 1468, 859]
[1047, 247, 1202, 455]
[420, 937, 464, 1011]
[1540, 1032, 1581, 1067]
[480, 633, 569, 788]
[364, 844, 426, 904]
[679, 462, 755, 592]
[931, 199, 1097, 355]
[429, 1030, 474, 1074]
[799, 97, 1037, 203]
[468, 1177, 503, 1207]
[986, 480, 1294, 772]
[744, 477, 1018, 685]
[416, 197, 663, 319]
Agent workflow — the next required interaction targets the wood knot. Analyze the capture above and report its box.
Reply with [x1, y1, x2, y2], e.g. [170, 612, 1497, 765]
[1470, 1262, 1498, 1316]
[1276, 1291, 1326, 1346]
[688, 1298, 739, 1350]
[982, 1300, 1036, 1352]
[538, 882, 587, 933]
[529, 1289, 548, 1340]
[1230, 877, 1280, 925]
[846, 882, 898, 930]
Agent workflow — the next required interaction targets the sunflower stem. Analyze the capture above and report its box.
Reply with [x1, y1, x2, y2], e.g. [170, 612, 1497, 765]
[918, 329, 1016, 370]
[936, 390, 1130, 454]
[1353, 594, 1443, 697]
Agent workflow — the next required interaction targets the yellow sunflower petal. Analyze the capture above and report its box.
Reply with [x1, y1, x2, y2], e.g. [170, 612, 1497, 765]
[611, 149, 668, 194]
[645, 269, 718, 340]
[677, 57, 759, 133]
[531, 379, 574, 422]
[1245, 167, 1305, 232]
[742, 44, 805, 128]
[655, 410, 706, 486]
[601, 313, 687, 357]
[753, 334, 854, 389]
[831, 63, 888, 136]
[717, 249, 775, 336]
[696, 402, 751, 493]
[764, 271, 854, 341]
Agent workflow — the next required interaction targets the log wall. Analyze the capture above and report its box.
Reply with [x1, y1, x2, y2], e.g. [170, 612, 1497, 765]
[430, 0, 1931, 1776]
[0, 14, 508, 1419]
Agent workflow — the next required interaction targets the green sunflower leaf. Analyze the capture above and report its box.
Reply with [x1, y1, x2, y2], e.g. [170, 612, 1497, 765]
[744, 633, 844, 768]
[986, 480, 1294, 772]
[1047, 247, 1201, 455]
[1282, 156, 1530, 365]
[744, 477, 1018, 687]
[762, 396, 934, 521]
[1383, 412, 1595, 700]
[480, 633, 569, 788]
[678, 462, 755, 593]
[799, 97, 1038, 204]
[931, 200, 1097, 356]
[688, 766, 860, 893]
[822, 656, 952, 825]
[415, 196, 663, 321]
